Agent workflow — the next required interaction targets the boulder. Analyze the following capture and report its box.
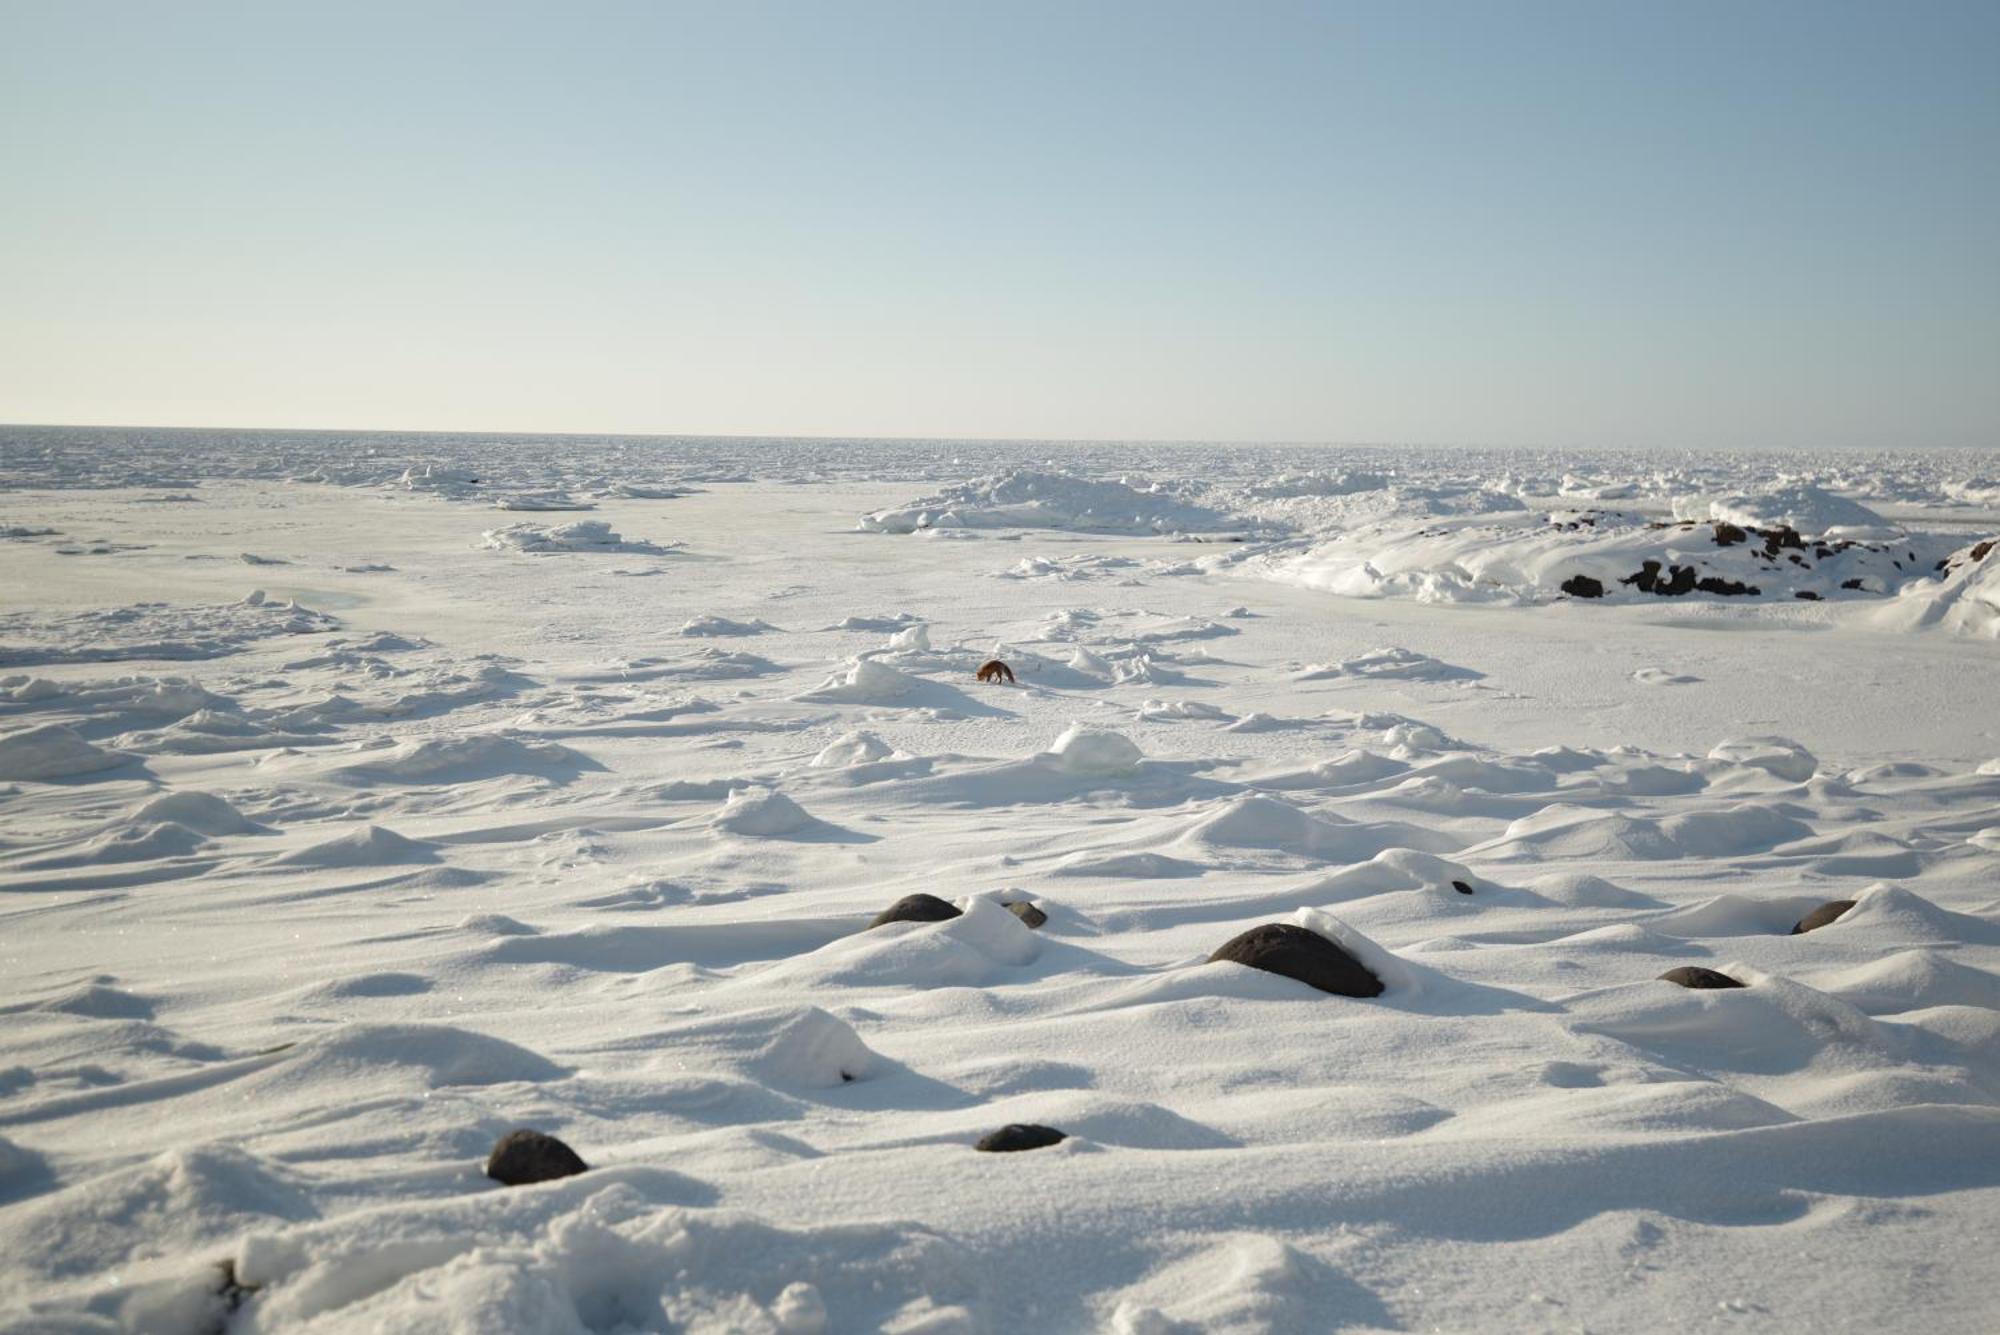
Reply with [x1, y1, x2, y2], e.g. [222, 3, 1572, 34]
[1450, 880, 1474, 896]
[1658, 966, 1745, 990]
[1002, 900, 1048, 929]
[975, 1123, 1066, 1153]
[1791, 900, 1857, 935]
[485, 1129, 588, 1186]
[1209, 923, 1384, 998]
[870, 893, 963, 928]
[1560, 575, 1605, 598]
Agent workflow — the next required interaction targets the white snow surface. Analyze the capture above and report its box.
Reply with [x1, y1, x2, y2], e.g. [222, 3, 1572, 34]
[2, 430, 1999, 1333]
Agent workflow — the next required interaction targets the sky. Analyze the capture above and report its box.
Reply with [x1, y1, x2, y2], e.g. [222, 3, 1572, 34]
[1, 1, 1996, 449]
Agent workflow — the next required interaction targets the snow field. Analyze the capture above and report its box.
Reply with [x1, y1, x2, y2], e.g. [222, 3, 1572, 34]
[0, 439, 1998, 1331]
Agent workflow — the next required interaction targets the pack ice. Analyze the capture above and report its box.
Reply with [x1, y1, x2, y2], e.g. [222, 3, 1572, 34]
[1, 428, 1998, 1333]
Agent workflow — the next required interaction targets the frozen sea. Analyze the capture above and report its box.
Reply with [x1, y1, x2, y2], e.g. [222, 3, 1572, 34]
[1, 426, 1998, 1332]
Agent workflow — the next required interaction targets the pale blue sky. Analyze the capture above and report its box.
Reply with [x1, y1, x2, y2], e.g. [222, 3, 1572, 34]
[2, 1, 1995, 447]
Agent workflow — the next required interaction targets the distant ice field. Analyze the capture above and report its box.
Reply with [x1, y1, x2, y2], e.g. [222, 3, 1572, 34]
[1, 429, 1997, 1332]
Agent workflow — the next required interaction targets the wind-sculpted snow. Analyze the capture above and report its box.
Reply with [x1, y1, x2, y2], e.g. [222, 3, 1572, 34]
[4, 440, 2000, 1332]
[858, 468, 1260, 535]
[0, 595, 338, 668]
[1262, 506, 1961, 606]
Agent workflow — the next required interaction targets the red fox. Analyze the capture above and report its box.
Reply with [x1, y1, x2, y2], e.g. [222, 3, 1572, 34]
[975, 659, 1016, 684]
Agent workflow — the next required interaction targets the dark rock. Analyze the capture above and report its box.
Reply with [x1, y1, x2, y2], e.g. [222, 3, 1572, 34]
[1693, 576, 1758, 596]
[1660, 565, 1698, 596]
[1842, 578, 1865, 591]
[213, 1259, 253, 1316]
[870, 893, 963, 928]
[1790, 900, 1857, 935]
[1972, 539, 1995, 563]
[486, 1129, 588, 1186]
[1659, 966, 1745, 990]
[1759, 526, 1805, 556]
[1451, 880, 1474, 895]
[1794, 591, 1821, 600]
[1712, 522, 1748, 547]
[1210, 923, 1384, 998]
[1002, 900, 1048, 929]
[1621, 560, 1663, 593]
[1560, 574, 1605, 598]
[976, 1123, 1067, 1152]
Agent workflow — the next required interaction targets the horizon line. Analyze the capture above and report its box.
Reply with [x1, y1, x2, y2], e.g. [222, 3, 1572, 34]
[3, 420, 1988, 456]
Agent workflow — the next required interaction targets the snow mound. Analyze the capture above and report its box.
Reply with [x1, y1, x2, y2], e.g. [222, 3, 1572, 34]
[481, 520, 672, 555]
[1819, 950, 2000, 1014]
[762, 896, 1038, 989]
[227, 1187, 969, 1334]
[1294, 647, 1481, 682]
[811, 731, 895, 767]
[1046, 725, 1144, 776]
[1051, 850, 1208, 878]
[1709, 735, 1818, 782]
[271, 1022, 568, 1089]
[858, 469, 1252, 535]
[1874, 536, 2000, 639]
[712, 787, 814, 836]
[1137, 698, 1233, 722]
[6, 1144, 315, 1287]
[680, 614, 774, 637]
[0, 597, 339, 668]
[276, 824, 441, 867]
[0, 724, 129, 780]
[795, 657, 918, 704]
[335, 734, 598, 785]
[1704, 483, 1899, 540]
[654, 1005, 884, 1088]
[1478, 802, 1810, 862]
[1178, 795, 1454, 860]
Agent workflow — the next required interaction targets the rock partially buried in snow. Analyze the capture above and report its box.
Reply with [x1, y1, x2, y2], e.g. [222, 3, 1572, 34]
[1209, 923, 1384, 998]
[712, 787, 813, 836]
[1659, 966, 1746, 990]
[975, 1123, 1067, 1153]
[1792, 900, 1858, 935]
[870, 893, 962, 928]
[1047, 725, 1143, 776]
[1003, 900, 1048, 929]
[485, 1129, 589, 1186]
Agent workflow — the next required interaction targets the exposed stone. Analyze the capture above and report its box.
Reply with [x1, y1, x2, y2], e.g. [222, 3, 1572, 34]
[870, 893, 963, 928]
[1794, 591, 1821, 600]
[1658, 966, 1745, 990]
[1712, 522, 1748, 547]
[1002, 900, 1048, 929]
[1210, 923, 1384, 998]
[1560, 574, 1605, 598]
[486, 1129, 588, 1186]
[1791, 900, 1857, 935]
[976, 1123, 1067, 1152]
[1451, 880, 1474, 895]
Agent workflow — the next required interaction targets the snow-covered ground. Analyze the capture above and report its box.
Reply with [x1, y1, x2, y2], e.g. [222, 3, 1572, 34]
[1, 429, 1998, 1332]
